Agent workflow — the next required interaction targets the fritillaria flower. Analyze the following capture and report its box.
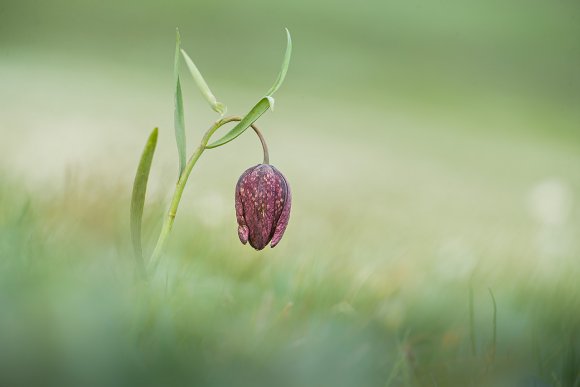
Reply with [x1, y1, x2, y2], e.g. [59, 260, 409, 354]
[235, 164, 291, 250]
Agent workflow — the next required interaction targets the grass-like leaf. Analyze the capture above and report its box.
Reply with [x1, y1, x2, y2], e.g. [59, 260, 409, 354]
[174, 78, 186, 175]
[488, 288, 497, 362]
[173, 29, 181, 84]
[205, 98, 270, 149]
[265, 28, 292, 97]
[174, 29, 186, 175]
[206, 29, 292, 149]
[469, 285, 477, 356]
[181, 49, 226, 115]
[130, 127, 158, 276]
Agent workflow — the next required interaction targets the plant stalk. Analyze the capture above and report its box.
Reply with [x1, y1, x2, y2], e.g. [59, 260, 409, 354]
[149, 117, 239, 270]
[252, 123, 269, 164]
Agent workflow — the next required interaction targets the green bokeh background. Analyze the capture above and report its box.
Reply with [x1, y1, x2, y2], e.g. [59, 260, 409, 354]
[1, 1, 579, 386]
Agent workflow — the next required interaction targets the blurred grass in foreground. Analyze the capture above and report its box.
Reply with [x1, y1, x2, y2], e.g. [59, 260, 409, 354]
[0, 162, 579, 386]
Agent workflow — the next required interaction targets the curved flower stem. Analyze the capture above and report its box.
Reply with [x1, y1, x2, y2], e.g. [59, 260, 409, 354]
[252, 123, 269, 165]
[225, 116, 269, 164]
[149, 116, 240, 271]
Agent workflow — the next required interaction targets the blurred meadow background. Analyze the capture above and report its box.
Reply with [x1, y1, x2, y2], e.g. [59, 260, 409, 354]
[1, 0, 580, 385]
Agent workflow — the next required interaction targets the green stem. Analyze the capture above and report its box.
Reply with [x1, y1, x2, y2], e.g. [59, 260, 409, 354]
[149, 116, 240, 271]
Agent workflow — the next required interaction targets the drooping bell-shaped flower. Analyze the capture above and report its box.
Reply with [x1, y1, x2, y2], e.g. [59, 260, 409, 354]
[235, 164, 291, 250]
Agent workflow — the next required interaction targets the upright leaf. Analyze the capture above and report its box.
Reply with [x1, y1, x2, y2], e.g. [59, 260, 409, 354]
[173, 28, 181, 84]
[181, 49, 226, 115]
[174, 78, 186, 174]
[174, 29, 187, 175]
[130, 128, 158, 276]
[206, 29, 292, 149]
[265, 28, 292, 97]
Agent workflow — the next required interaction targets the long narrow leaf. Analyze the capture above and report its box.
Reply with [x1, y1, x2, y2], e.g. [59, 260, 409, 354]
[488, 288, 497, 362]
[174, 28, 181, 84]
[265, 28, 292, 96]
[174, 29, 187, 175]
[205, 98, 270, 149]
[130, 128, 158, 276]
[181, 49, 226, 115]
[174, 78, 186, 174]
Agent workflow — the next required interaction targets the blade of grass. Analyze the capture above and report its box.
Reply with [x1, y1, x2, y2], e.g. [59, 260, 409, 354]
[174, 29, 186, 175]
[488, 288, 497, 362]
[130, 127, 158, 277]
[469, 285, 477, 356]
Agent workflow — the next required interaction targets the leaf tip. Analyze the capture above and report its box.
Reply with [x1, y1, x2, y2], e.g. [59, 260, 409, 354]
[265, 96, 275, 111]
[213, 102, 227, 116]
